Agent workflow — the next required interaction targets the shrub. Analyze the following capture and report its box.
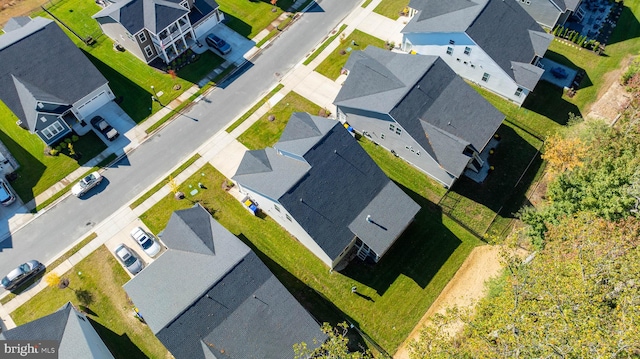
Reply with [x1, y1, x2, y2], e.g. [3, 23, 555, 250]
[55, 145, 62, 152]
[59, 141, 68, 149]
[49, 148, 59, 156]
[64, 138, 72, 144]
[71, 135, 79, 142]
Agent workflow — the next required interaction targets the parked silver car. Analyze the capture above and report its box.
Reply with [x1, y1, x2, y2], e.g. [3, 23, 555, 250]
[114, 244, 143, 275]
[130, 227, 161, 258]
[1, 260, 45, 291]
[71, 171, 103, 197]
[0, 178, 16, 206]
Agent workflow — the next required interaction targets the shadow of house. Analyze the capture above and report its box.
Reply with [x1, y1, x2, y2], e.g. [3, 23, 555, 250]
[221, 12, 253, 39]
[606, 5, 640, 45]
[523, 81, 583, 126]
[542, 51, 593, 90]
[233, 113, 421, 270]
[0, 302, 115, 358]
[88, 320, 147, 359]
[123, 204, 326, 359]
[0, 127, 44, 206]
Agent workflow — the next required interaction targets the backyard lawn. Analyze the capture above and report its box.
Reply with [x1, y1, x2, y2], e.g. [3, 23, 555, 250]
[216, 0, 296, 39]
[0, 104, 106, 202]
[11, 246, 170, 359]
[140, 163, 482, 352]
[315, 30, 387, 80]
[237, 91, 322, 149]
[373, 0, 409, 20]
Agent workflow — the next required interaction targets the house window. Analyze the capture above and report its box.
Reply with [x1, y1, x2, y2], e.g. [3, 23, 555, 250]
[380, 133, 385, 139]
[285, 214, 292, 221]
[449, 39, 455, 45]
[464, 46, 471, 55]
[41, 121, 65, 139]
[137, 32, 147, 43]
[144, 45, 154, 57]
[274, 204, 281, 212]
[482, 73, 490, 82]
[180, 0, 189, 8]
[395, 127, 401, 135]
[515, 87, 523, 97]
[446, 46, 453, 55]
[389, 123, 395, 131]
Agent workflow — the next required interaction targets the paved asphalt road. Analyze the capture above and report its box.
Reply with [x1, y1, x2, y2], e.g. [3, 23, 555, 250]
[0, 0, 361, 281]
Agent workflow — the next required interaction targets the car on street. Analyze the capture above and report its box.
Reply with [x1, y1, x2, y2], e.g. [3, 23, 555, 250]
[71, 171, 103, 197]
[130, 227, 161, 257]
[1, 260, 45, 291]
[90, 115, 119, 141]
[0, 179, 16, 206]
[114, 244, 143, 275]
[205, 34, 231, 55]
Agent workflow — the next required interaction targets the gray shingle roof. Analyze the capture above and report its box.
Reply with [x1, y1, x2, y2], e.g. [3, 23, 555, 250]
[124, 204, 250, 334]
[403, 0, 553, 88]
[235, 114, 420, 261]
[0, 17, 108, 128]
[0, 302, 114, 358]
[336, 48, 504, 177]
[3, 16, 32, 32]
[93, 0, 188, 35]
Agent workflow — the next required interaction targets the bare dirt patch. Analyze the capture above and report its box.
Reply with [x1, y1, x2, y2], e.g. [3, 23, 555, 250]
[586, 56, 634, 123]
[393, 245, 504, 359]
[0, 0, 46, 26]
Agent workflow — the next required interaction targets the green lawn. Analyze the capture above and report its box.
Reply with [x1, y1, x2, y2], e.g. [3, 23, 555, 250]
[226, 84, 285, 132]
[373, 0, 409, 20]
[45, 0, 103, 39]
[237, 91, 322, 149]
[303, 24, 348, 66]
[315, 30, 387, 80]
[140, 163, 482, 352]
[11, 246, 169, 359]
[217, 0, 295, 39]
[176, 51, 225, 84]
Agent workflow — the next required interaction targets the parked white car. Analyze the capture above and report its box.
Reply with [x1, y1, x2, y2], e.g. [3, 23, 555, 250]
[130, 227, 161, 258]
[71, 171, 102, 197]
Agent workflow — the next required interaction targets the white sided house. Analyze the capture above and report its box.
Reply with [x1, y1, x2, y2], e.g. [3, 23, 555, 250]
[93, 0, 223, 64]
[334, 47, 505, 188]
[233, 113, 420, 269]
[0, 17, 115, 146]
[402, 0, 553, 106]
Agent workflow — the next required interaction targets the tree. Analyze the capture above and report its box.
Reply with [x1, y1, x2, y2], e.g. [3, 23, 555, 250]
[541, 134, 588, 178]
[409, 213, 640, 358]
[294, 322, 373, 359]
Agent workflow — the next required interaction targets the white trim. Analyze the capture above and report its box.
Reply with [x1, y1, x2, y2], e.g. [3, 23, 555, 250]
[144, 45, 154, 57]
[138, 31, 147, 43]
[41, 121, 65, 139]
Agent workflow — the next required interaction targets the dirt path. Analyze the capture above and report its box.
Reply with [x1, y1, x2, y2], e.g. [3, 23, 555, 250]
[0, 0, 47, 26]
[393, 245, 504, 359]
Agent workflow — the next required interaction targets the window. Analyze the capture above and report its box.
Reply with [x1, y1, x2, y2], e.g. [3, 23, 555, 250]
[446, 46, 453, 55]
[380, 133, 385, 139]
[515, 87, 523, 97]
[449, 39, 455, 45]
[464, 46, 471, 55]
[395, 127, 401, 135]
[285, 214, 292, 221]
[137, 31, 147, 43]
[389, 123, 395, 131]
[41, 121, 65, 139]
[274, 204, 281, 212]
[144, 45, 154, 57]
[482, 73, 490, 82]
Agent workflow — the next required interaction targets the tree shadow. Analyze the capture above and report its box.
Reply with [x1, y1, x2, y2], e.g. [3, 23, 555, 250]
[89, 319, 148, 359]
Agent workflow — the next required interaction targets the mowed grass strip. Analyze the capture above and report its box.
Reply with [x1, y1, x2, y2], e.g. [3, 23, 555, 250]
[315, 30, 386, 80]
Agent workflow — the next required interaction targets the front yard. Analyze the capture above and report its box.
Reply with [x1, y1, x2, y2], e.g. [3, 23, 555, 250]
[216, 0, 296, 39]
[315, 30, 387, 80]
[10, 246, 170, 359]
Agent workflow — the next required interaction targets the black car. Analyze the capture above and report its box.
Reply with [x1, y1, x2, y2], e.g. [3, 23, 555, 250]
[90, 116, 119, 141]
[1, 260, 45, 291]
[205, 34, 232, 55]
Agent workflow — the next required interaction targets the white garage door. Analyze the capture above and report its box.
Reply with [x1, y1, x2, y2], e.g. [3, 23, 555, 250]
[76, 91, 111, 118]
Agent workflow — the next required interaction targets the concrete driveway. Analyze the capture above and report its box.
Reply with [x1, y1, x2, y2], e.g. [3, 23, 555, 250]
[197, 24, 256, 65]
[104, 218, 164, 278]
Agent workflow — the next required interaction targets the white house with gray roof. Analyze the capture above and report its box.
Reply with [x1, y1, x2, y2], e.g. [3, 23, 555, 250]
[402, 0, 554, 106]
[233, 113, 421, 269]
[515, 0, 584, 29]
[93, 0, 223, 64]
[0, 17, 115, 146]
[0, 302, 114, 358]
[334, 47, 505, 188]
[123, 204, 325, 359]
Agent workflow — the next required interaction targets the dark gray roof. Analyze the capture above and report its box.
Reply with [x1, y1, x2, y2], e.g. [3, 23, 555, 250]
[3, 16, 32, 32]
[0, 17, 108, 128]
[0, 302, 114, 358]
[124, 204, 250, 334]
[336, 48, 504, 177]
[403, 0, 553, 88]
[93, 0, 189, 35]
[277, 112, 338, 157]
[157, 251, 326, 359]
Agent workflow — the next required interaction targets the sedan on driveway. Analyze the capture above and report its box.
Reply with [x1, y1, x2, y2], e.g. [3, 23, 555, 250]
[205, 34, 231, 55]
[1, 260, 45, 291]
[90, 115, 119, 141]
[114, 244, 143, 275]
[71, 171, 103, 197]
[130, 227, 161, 258]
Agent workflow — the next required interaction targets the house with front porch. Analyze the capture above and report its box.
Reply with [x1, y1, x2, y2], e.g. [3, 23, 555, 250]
[0, 17, 115, 146]
[233, 113, 421, 269]
[401, 0, 554, 106]
[515, 0, 584, 29]
[93, 0, 223, 64]
[334, 47, 505, 188]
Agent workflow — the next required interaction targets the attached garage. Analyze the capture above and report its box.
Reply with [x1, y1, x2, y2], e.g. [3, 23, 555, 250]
[75, 89, 113, 119]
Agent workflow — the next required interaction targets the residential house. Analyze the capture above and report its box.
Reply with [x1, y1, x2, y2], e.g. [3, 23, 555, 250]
[334, 47, 505, 188]
[0, 17, 115, 146]
[93, 0, 223, 64]
[233, 113, 421, 269]
[401, 0, 554, 106]
[123, 204, 326, 359]
[0, 302, 114, 359]
[515, 0, 584, 29]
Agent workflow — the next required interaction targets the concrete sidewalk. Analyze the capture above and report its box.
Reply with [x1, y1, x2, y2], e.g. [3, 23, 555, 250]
[0, 0, 407, 330]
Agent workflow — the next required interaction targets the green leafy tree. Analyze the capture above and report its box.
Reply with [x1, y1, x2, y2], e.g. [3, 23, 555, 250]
[294, 322, 373, 359]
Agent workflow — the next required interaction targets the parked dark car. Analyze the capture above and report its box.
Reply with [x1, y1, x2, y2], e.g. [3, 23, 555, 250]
[1, 260, 45, 291]
[205, 34, 231, 55]
[90, 115, 119, 141]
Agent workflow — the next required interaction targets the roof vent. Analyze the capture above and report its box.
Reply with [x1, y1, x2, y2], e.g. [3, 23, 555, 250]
[40, 116, 47, 122]
[37, 102, 44, 109]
